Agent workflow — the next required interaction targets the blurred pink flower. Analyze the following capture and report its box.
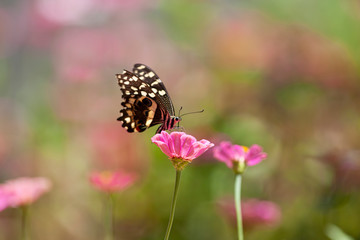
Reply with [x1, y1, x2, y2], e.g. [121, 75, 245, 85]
[151, 131, 214, 161]
[213, 141, 267, 170]
[0, 189, 13, 211]
[35, 0, 152, 26]
[53, 28, 124, 82]
[35, 0, 95, 25]
[218, 198, 281, 230]
[265, 25, 357, 88]
[26, 3, 63, 48]
[0, 177, 51, 208]
[89, 171, 136, 193]
[207, 14, 271, 70]
[92, 0, 151, 11]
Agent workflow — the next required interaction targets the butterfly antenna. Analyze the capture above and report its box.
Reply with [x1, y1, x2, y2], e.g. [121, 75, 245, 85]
[177, 106, 183, 127]
[178, 106, 183, 117]
[180, 109, 204, 118]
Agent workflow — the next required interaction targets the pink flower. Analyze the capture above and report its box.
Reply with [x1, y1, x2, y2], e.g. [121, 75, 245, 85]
[0, 177, 51, 208]
[218, 198, 281, 230]
[89, 171, 136, 193]
[0, 189, 14, 211]
[213, 141, 267, 173]
[151, 131, 214, 161]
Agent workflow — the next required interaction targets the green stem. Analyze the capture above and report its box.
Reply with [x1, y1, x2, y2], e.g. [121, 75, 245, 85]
[105, 193, 115, 240]
[21, 205, 29, 240]
[235, 174, 244, 240]
[164, 170, 182, 240]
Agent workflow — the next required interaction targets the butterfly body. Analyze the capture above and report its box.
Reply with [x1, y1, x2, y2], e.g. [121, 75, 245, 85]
[116, 64, 181, 133]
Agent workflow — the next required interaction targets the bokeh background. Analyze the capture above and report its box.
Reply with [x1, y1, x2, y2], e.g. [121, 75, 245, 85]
[1, 0, 360, 239]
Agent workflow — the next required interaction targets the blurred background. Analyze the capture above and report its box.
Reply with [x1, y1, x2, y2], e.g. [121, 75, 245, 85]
[0, 0, 360, 239]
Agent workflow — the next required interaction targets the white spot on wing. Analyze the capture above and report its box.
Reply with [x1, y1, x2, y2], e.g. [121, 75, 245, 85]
[149, 93, 155, 98]
[151, 79, 161, 86]
[159, 90, 166, 96]
[146, 118, 152, 126]
[141, 91, 147, 96]
[148, 72, 155, 77]
[137, 65, 145, 69]
[124, 117, 131, 123]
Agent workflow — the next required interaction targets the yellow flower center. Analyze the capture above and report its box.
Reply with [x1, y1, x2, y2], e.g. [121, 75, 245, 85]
[100, 171, 113, 184]
[242, 146, 249, 153]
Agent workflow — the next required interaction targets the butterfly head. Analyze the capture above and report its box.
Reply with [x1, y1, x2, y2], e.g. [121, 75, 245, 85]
[173, 116, 182, 122]
[168, 115, 182, 130]
[172, 116, 182, 127]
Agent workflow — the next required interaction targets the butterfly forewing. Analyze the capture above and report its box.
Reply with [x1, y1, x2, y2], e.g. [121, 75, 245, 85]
[133, 63, 175, 116]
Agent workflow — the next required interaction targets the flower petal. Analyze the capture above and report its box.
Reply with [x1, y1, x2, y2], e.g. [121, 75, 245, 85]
[170, 132, 185, 158]
[90, 171, 136, 192]
[0, 189, 13, 211]
[0, 177, 51, 207]
[246, 144, 267, 166]
[163, 131, 175, 155]
[187, 140, 214, 160]
[232, 145, 247, 161]
[151, 132, 174, 158]
[151, 132, 167, 145]
[213, 141, 235, 168]
[180, 133, 197, 159]
[154, 141, 173, 158]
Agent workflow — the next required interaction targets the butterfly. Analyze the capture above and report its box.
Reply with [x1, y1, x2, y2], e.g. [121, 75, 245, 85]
[116, 64, 181, 133]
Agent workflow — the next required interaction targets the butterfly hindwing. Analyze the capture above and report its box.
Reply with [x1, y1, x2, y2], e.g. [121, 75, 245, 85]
[116, 70, 158, 132]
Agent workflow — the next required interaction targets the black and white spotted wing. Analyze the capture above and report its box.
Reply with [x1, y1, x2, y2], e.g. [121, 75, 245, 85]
[116, 64, 181, 133]
[132, 63, 175, 117]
